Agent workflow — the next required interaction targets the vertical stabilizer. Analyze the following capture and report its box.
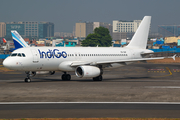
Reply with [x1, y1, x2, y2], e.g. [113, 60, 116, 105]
[126, 16, 151, 49]
[2, 38, 7, 43]
[11, 30, 29, 49]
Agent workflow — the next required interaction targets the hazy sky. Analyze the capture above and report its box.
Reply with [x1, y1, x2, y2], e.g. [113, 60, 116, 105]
[0, 0, 180, 33]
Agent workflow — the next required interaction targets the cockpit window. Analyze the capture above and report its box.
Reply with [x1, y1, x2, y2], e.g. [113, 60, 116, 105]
[17, 53, 22, 57]
[11, 53, 17, 56]
[10, 53, 26, 57]
[22, 53, 25, 57]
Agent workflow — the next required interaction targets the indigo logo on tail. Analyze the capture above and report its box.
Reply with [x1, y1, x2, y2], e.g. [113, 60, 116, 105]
[11, 30, 29, 49]
[38, 49, 67, 59]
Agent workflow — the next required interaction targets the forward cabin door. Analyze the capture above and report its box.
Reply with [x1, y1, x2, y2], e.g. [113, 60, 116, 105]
[31, 49, 39, 63]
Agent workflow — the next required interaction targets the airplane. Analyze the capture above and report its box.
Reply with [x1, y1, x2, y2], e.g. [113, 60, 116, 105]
[2, 38, 7, 43]
[3, 16, 171, 83]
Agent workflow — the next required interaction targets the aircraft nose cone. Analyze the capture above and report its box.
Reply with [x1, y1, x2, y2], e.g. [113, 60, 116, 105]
[3, 58, 12, 69]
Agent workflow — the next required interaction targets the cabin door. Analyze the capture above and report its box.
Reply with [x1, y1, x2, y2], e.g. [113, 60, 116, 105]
[31, 49, 39, 63]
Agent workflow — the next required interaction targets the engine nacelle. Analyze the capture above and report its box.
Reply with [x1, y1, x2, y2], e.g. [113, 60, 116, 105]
[75, 66, 100, 78]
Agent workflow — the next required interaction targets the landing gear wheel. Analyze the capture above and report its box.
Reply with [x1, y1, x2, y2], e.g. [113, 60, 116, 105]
[61, 74, 66, 80]
[24, 78, 31, 83]
[66, 74, 71, 80]
[93, 75, 102, 81]
[25, 71, 33, 83]
[61, 73, 71, 81]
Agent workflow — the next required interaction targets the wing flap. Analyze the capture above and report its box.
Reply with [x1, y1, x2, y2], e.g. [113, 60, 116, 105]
[96, 57, 165, 64]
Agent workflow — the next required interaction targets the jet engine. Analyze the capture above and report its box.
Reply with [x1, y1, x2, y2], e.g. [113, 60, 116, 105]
[75, 66, 101, 78]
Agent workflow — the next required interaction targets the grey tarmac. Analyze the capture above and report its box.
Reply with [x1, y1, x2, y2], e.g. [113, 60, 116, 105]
[1, 63, 180, 118]
[0, 63, 180, 102]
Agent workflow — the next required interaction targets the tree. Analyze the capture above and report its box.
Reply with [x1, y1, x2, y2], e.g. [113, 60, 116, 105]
[81, 27, 112, 47]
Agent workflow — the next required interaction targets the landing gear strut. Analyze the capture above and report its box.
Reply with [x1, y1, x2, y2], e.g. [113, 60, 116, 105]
[24, 71, 31, 83]
[93, 66, 103, 81]
[61, 72, 71, 81]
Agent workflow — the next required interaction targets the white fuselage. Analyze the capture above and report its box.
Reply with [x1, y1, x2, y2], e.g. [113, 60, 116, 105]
[3, 46, 145, 71]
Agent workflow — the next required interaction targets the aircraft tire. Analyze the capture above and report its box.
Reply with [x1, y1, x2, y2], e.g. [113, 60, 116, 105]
[24, 78, 31, 83]
[61, 74, 71, 81]
[61, 74, 66, 80]
[93, 75, 102, 81]
[66, 74, 71, 80]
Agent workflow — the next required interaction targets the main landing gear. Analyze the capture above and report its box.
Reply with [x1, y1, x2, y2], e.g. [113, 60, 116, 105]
[93, 66, 103, 81]
[93, 75, 103, 81]
[61, 72, 71, 81]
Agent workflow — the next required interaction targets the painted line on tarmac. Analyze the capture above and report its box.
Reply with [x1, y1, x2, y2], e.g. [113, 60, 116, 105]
[152, 67, 172, 78]
[146, 86, 180, 89]
[1, 102, 180, 104]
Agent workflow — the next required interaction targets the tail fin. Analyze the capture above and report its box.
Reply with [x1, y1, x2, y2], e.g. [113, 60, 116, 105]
[11, 30, 29, 49]
[126, 16, 151, 49]
[2, 38, 7, 43]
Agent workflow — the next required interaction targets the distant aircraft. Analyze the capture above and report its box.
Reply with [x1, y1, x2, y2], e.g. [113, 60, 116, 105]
[2, 38, 7, 43]
[3, 16, 170, 82]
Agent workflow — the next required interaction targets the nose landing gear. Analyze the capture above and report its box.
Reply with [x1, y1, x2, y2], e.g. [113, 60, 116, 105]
[25, 77, 31, 83]
[24, 72, 31, 83]
[24, 71, 35, 83]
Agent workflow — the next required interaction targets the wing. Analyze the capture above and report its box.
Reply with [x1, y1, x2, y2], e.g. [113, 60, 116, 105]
[70, 57, 165, 67]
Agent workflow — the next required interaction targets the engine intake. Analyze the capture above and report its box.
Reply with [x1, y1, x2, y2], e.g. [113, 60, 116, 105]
[75, 66, 101, 78]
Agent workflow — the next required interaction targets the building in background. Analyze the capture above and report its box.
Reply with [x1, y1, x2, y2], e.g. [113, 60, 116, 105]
[5, 21, 54, 39]
[54, 32, 73, 38]
[75, 21, 112, 39]
[38, 22, 54, 38]
[0, 22, 6, 38]
[5, 22, 25, 39]
[158, 25, 180, 37]
[164, 36, 180, 44]
[112, 19, 141, 40]
[75, 22, 93, 39]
